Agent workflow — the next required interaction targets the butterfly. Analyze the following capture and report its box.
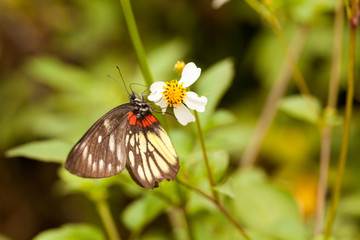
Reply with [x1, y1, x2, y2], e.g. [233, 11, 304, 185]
[65, 92, 179, 189]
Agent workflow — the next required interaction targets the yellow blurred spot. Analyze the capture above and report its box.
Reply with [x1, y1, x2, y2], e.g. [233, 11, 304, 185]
[292, 175, 318, 219]
[262, 0, 273, 5]
[174, 61, 185, 73]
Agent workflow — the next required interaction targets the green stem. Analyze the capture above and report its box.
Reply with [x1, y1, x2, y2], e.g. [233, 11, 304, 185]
[119, 0, 154, 86]
[314, 0, 344, 235]
[324, 11, 357, 239]
[176, 179, 251, 240]
[95, 198, 121, 240]
[194, 111, 217, 198]
[176, 183, 195, 240]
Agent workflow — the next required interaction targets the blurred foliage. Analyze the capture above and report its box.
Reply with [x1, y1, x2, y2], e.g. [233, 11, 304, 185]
[1, 0, 360, 240]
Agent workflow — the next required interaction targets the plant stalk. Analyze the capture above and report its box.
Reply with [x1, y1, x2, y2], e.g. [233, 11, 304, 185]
[240, 26, 308, 168]
[314, 0, 344, 234]
[119, 0, 154, 86]
[95, 198, 121, 240]
[194, 111, 217, 198]
[324, 10, 357, 239]
[176, 179, 251, 240]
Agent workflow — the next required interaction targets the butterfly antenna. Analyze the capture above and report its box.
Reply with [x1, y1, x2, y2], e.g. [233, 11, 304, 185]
[107, 66, 131, 95]
[117, 66, 131, 94]
[129, 82, 150, 98]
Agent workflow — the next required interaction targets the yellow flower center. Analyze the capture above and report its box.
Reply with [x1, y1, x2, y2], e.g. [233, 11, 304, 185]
[162, 80, 186, 107]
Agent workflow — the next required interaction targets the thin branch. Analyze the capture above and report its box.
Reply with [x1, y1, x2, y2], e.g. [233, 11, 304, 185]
[119, 0, 154, 86]
[324, 5, 357, 238]
[176, 179, 251, 240]
[314, 0, 344, 235]
[194, 111, 217, 199]
[95, 198, 121, 240]
[240, 25, 309, 168]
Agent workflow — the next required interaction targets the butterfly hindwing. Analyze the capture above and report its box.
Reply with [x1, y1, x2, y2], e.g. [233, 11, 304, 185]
[125, 113, 179, 189]
[65, 104, 133, 178]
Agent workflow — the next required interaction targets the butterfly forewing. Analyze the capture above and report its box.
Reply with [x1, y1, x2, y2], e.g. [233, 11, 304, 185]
[125, 114, 179, 189]
[65, 104, 133, 178]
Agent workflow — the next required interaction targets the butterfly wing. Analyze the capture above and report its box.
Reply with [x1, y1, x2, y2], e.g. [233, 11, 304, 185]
[124, 112, 179, 189]
[65, 104, 133, 178]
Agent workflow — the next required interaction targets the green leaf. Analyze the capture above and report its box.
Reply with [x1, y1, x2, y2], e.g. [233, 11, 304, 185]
[203, 109, 236, 132]
[6, 139, 72, 163]
[121, 193, 167, 232]
[231, 168, 306, 240]
[56, 168, 108, 198]
[24, 56, 93, 92]
[184, 150, 229, 185]
[205, 123, 253, 155]
[214, 178, 235, 198]
[195, 58, 235, 124]
[209, 150, 229, 183]
[339, 191, 360, 217]
[33, 224, 105, 240]
[279, 95, 321, 124]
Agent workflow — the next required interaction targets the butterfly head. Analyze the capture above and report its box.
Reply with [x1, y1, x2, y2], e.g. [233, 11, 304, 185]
[129, 92, 152, 117]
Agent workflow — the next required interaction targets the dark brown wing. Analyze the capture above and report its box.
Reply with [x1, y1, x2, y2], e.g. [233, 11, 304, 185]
[124, 113, 179, 189]
[65, 104, 133, 178]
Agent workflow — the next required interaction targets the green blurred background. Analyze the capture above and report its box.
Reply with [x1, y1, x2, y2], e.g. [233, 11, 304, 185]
[1, 0, 360, 239]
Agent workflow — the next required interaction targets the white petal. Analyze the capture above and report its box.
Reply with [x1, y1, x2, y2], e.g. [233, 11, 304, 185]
[184, 91, 208, 112]
[154, 98, 168, 114]
[173, 103, 195, 126]
[179, 62, 201, 88]
[148, 81, 166, 102]
[211, 0, 230, 9]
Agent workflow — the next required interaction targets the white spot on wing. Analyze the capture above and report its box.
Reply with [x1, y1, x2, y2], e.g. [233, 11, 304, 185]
[83, 146, 88, 159]
[104, 119, 111, 131]
[92, 162, 97, 172]
[98, 135, 102, 143]
[129, 151, 135, 167]
[142, 155, 152, 182]
[149, 157, 161, 179]
[129, 135, 135, 147]
[88, 154, 92, 166]
[109, 135, 115, 152]
[125, 134, 129, 145]
[117, 146, 122, 162]
[99, 159, 104, 170]
[138, 165, 145, 180]
[107, 163, 112, 173]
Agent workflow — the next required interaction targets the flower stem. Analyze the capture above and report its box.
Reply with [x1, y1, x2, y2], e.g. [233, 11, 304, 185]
[324, 8, 357, 239]
[314, 0, 344, 235]
[176, 179, 251, 240]
[194, 111, 216, 197]
[119, 0, 154, 86]
[94, 198, 121, 240]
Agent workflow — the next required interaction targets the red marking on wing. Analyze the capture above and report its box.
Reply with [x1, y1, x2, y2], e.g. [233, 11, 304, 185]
[127, 112, 137, 125]
[144, 115, 157, 126]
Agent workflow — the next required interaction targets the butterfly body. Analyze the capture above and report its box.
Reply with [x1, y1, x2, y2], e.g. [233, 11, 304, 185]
[65, 93, 179, 189]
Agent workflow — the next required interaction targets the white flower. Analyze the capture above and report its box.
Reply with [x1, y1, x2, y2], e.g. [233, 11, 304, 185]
[148, 62, 208, 126]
